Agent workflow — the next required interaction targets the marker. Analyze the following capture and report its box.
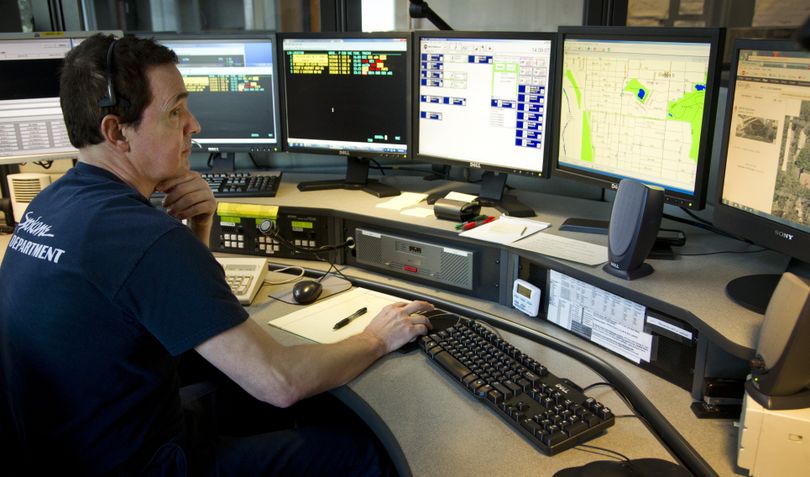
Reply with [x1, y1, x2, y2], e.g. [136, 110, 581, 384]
[455, 214, 487, 230]
[333, 307, 368, 330]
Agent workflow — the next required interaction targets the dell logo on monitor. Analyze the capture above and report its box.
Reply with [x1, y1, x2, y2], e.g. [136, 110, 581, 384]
[468, 162, 482, 169]
[775, 230, 795, 240]
[610, 182, 619, 190]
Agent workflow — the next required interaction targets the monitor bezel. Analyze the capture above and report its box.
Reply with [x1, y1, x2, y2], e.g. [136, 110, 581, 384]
[713, 38, 810, 264]
[412, 30, 557, 180]
[278, 31, 412, 161]
[151, 32, 284, 154]
[552, 26, 723, 210]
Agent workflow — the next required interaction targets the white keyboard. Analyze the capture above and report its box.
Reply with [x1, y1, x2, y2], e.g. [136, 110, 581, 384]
[216, 257, 268, 305]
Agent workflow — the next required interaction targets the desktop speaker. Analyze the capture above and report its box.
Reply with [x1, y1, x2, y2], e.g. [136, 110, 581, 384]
[602, 179, 664, 280]
[746, 272, 810, 410]
[7, 173, 52, 223]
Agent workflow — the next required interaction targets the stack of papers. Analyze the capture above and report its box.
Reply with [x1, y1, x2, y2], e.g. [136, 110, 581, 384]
[510, 232, 608, 266]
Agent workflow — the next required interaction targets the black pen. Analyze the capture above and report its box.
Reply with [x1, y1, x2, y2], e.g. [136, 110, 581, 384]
[333, 307, 368, 330]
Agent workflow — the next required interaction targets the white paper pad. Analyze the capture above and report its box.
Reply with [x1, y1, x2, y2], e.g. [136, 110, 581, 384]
[511, 232, 608, 266]
[459, 216, 550, 245]
[268, 287, 407, 344]
[376, 192, 428, 211]
[401, 207, 435, 218]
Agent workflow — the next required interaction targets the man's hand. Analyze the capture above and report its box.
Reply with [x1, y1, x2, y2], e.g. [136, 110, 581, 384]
[157, 172, 217, 244]
[363, 300, 435, 353]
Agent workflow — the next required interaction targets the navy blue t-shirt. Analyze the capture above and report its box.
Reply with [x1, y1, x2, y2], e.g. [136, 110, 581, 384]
[0, 162, 248, 474]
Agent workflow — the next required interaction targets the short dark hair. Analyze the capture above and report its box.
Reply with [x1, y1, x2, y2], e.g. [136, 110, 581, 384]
[60, 34, 178, 148]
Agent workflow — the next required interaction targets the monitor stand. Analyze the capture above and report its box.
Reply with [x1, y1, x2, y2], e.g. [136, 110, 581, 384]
[475, 171, 535, 217]
[725, 258, 810, 314]
[210, 152, 236, 173]
[297, 156, 400, 198]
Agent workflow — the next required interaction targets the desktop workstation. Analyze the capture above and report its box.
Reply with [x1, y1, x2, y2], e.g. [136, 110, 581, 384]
[1, 26, 809, 477]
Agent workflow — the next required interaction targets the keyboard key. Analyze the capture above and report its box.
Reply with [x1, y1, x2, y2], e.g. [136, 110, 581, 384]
[432, 351, 472, 381]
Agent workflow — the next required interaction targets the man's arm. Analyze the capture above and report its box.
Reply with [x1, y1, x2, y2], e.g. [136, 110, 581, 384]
[194, 300, 434, 408]
[156, 172, 216, 246]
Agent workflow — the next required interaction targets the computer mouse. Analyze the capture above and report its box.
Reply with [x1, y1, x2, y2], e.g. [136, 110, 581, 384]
[292, 280, 323, 305]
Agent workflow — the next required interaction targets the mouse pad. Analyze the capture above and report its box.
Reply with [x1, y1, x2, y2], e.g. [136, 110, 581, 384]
[267, 275, 350, 305]
[553, 458, 691, 477]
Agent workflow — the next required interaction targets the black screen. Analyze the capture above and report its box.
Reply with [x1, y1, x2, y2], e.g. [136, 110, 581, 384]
[282, 35, 409, 157]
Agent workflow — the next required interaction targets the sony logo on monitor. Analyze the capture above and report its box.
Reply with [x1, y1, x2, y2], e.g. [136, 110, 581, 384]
[774, 229, 795, 240]
[468, 162, 481, 169]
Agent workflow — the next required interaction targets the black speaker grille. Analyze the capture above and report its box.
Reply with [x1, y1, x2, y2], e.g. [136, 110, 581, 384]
[609, 180, 647, 256]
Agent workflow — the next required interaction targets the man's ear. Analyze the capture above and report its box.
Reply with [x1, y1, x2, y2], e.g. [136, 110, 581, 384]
[99, 114, 129, 152]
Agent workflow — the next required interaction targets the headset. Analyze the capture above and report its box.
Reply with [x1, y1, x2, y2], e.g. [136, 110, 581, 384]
[97, 39, 119, 109]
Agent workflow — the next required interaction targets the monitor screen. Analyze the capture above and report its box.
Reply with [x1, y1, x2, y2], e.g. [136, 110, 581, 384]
[281, 33, 409, 158]
[155, 34, 282, 155]
[713, 39, 810, 313]
[413, 32, 555, 216]
[0, 34, 76, 165]
[554, 27, 722, 210]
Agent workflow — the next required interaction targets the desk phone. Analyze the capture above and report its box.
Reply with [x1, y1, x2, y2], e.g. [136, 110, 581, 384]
[216, 257, 268, 305]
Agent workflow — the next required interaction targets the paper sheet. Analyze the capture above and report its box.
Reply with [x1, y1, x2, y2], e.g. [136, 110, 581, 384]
[444, 191, 478, 203]
[401, 207, 435, 218]
[376, 192, 429, 211]
[268, 287, 406, 344]
[459, 216, 550, 244]
[511, 232, 608, 266]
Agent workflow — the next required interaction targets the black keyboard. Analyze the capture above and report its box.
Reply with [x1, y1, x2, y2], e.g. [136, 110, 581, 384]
[419, 311, 615, 455]
[202, 171, 281, 197]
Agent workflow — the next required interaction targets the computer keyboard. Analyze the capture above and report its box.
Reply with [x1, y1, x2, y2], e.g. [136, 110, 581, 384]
[202, 171, 281, 197]
[419, 311, 615, 455]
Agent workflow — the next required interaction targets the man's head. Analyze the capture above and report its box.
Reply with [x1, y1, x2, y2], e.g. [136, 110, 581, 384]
[60, 34, 178, 148]
[61, 34, 200, 189]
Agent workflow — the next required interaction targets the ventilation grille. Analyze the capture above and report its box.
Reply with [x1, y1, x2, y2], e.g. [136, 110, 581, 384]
[10, 177, 47, 202]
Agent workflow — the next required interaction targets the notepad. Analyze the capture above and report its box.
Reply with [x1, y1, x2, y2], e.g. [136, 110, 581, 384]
[459, 216, 550, 245]
[268, 287, 407, 344]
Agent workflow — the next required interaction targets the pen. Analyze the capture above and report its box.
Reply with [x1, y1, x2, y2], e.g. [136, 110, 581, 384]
[461, 215, 495, 231]
[520, 226, 527, 236]
[333, 307, 368, 330]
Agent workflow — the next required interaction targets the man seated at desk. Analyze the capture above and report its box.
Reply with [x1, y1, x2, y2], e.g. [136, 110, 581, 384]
[0, 34, 434, 476]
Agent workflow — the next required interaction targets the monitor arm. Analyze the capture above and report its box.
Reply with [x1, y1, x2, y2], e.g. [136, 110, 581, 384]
[408, 0, 453, 30]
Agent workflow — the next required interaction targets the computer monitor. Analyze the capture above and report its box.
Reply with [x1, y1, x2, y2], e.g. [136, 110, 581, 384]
[714, 38, 810, 314]
[0, 33, 77, 167]
[553, 27, 722, 232]
[155, 34, 282, 172]
[413, 31, 556, 217]
[280, 32, 410, 197]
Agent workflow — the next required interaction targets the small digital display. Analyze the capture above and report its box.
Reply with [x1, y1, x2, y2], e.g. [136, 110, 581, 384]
[517, 283, 532, 298]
